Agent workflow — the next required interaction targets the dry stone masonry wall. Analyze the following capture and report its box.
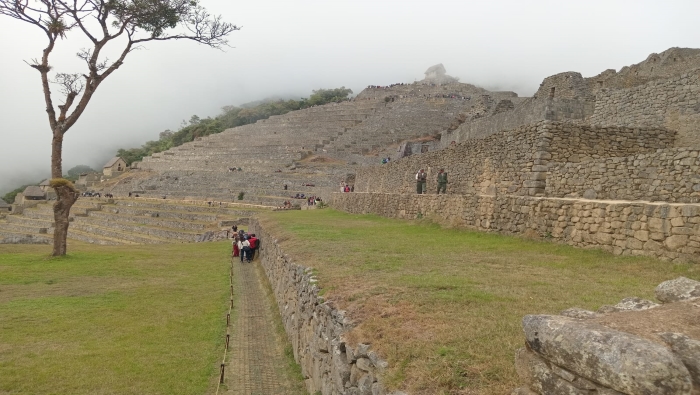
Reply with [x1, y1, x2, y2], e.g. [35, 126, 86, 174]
[331, 193, 700, 263]
[514, 277, 700, 395]
[355, 121, 674, 198]
[250, 219, 399, 395]
[589, 69, 700, 147]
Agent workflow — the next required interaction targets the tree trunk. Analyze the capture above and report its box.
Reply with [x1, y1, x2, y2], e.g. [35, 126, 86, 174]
[51, 131, 78, 256]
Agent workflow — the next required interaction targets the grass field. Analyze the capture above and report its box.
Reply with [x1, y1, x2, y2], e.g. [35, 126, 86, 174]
[0, 242, 231, 395]
[260, 209, 700, 395]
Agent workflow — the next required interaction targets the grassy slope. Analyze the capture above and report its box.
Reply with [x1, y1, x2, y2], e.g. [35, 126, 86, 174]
[0, 242, 231, 395]
[260, 209, 700, 395]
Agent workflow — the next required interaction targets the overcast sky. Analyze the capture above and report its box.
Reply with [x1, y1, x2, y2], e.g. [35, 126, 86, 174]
[1, 0, 699, 195]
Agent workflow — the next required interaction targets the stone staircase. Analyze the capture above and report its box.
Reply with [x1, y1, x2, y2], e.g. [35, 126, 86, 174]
[0, 198, 258, 245]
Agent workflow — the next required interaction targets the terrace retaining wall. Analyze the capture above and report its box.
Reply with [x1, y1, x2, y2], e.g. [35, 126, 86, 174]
[331, 192, 700, 264]
[250, 219, 398, 395]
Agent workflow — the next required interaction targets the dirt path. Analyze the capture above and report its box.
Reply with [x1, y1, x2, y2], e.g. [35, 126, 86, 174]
[224, 259, 306, 395]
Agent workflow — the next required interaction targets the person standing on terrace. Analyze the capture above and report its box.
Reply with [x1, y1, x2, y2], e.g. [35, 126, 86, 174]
[437, 169, 448, 194]
[416, 169, 427, 194]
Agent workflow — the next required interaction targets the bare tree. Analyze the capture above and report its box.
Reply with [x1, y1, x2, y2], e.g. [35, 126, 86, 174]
[0, 0, 239, 256]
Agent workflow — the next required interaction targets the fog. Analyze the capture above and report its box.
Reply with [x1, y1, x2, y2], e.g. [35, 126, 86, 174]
[1, 0, 699, 195]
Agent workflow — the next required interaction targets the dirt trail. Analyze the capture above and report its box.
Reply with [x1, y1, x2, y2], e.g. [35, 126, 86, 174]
[225, 258, 306, 395]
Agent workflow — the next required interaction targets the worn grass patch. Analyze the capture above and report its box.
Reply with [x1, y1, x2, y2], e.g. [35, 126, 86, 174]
[0, 242, 231, 395]
[259, 209, 700, 395]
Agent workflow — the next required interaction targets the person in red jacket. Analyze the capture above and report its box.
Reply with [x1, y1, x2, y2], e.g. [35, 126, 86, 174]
[248, 234, 258, 261]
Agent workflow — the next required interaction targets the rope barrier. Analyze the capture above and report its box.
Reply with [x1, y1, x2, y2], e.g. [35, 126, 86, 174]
[214, 258, 235, 395]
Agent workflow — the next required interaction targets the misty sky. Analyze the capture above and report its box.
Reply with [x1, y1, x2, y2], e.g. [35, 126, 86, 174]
[1, 0, 699, 195]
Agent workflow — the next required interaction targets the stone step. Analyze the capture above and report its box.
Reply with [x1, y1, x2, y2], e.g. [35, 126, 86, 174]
[71, 216, 202, 242]
[66, 227, 135, 245]
[69, 221, 171, 244]
[84, 211, 214, 231]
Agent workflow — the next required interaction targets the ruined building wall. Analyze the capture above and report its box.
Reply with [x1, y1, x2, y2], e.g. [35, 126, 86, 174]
[442, 97, 591, 145]
[589, 68, 700, 147]
[357, 121, 674, 198]
[546, 148, 700, 203]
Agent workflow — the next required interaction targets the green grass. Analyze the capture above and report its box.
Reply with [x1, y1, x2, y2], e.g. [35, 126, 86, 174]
[0, 242, 231, 395]
[260, 209, 700, 395]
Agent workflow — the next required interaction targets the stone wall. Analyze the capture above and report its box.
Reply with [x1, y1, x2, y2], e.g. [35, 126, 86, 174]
[589, 68, 700, 147]
[514, 277, 700, 395]
[356, 121, 674, 198]
[546, 148, 700, 203]
[331, 192, 700, 264]
[250, 219, 398, 395]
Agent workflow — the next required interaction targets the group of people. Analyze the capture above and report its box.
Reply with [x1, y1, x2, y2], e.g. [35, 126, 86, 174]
[306, 196, 322, 206]
[423, 93, 470, 100]
[366, 83, 408, 89]
[415, 168, 448, 194]
[341, 184, 354, 193]
[81, 191, 112, 198]
[231, 226, 260, 263]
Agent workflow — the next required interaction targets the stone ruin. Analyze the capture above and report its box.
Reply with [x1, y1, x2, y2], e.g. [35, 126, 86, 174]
[423, 63, 459, 84]
[2, 46, 700, 395]
[514, 277, 700, 395]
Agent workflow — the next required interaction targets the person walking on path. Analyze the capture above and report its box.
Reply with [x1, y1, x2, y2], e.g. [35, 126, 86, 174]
[232, 234, 240, 258]
[248, 234, 258, 261]
[416, 169, 427, 194]
[437, 168, 448, 194]
[241, 237, 252, 263]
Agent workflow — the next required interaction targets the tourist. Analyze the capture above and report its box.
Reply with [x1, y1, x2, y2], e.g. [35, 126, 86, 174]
[248, 234, 258, 260]
[240, 236, 251, 263]
[437, 168, 448, 194]
[232, 234, 240, 258]
[416, 169, 427, 194]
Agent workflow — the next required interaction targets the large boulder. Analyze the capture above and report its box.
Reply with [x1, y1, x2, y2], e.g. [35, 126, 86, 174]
[522, 314, 693, 395]
[655, 277, 700, 303]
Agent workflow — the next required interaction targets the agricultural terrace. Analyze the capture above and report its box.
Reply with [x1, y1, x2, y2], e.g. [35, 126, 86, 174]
[259, 209, 700, 395]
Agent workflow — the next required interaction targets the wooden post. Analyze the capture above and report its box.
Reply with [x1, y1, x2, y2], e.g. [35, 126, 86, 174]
[219, 363, 225, 383]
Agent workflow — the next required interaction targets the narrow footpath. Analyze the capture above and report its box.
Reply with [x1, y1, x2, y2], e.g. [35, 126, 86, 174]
[224, 258, 306, 395]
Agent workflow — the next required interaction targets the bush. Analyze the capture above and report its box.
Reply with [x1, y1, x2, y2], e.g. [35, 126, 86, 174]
[237, 192, 245, 200]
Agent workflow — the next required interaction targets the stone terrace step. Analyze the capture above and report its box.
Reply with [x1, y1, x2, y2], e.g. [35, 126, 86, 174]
[67, 227, 136, 245]
[85, 211, 214, 231]
[69, 220, 173, 244]
[72, 216, 205, 242]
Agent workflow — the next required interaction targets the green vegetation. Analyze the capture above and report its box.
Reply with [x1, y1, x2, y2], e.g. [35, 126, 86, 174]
[0, 242, 231, 395]
[117, 87, 353, 165]
[65, 164, 97, 181]
[260, 209, 700, 395]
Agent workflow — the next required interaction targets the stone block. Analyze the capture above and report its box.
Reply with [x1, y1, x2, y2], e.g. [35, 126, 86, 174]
[522, 314, 693, 395]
